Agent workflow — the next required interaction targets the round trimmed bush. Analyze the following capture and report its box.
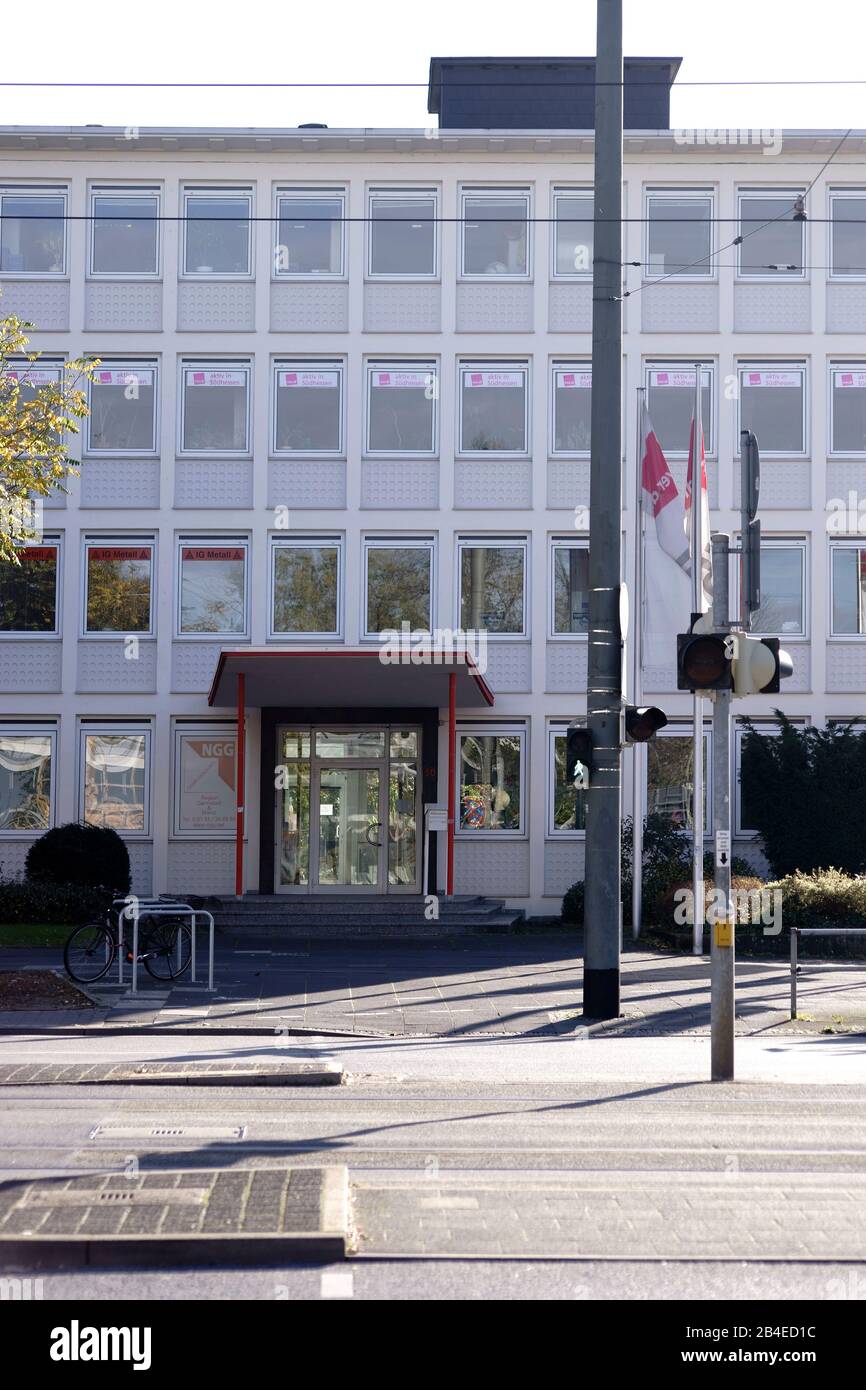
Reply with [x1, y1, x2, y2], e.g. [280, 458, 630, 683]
[25, 822, 131, 894]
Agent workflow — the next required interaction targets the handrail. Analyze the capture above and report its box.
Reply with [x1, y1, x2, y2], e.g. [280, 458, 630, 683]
[790, 926, 866, 1019]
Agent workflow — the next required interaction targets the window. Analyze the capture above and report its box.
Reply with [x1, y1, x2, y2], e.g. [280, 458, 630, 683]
[80, 725, 149, 834]
[738, 365, 806, 456]
[0, 725, 56, 833]
[646, 728, 711, 833]
[90, 188, 159, 276]
[831, 544, 866, 636]
[745, 539, 806, 637]
[173, 723, 236, 837]
[737, 190, 805, 278]
[83, 540, 154, 636]
[830, 192, 866, 278]
[183, 189, 251, 276]
[270, 537, 342, 638]
[180, 363, 251, 454]
[87, 362, 157, 454]
[363, 538, 433, 637]
[550, 539, 590, 636]
[274, 189, 345, 276]
[366, 362, 437, 455]
[548, 725, 586, 835]
[459, 363, 528, 454]
[458, 726, 525, 834]
[461, 188, 530, 277]
[3, 360, 62, 400]
[0, 539, 60, 635]
[368, 189, 437, 277]
[0, 190, 65, 274]
[177, 539, 248, 637]
[830, 366, 866, 454]
[458, 538, 527, 637]
[645, 364, 714, 456]
[645, 190, 713, 277]
[552, 189, 593, 278]
[273, 361, 343, 454]
[551, 364, 592, 454]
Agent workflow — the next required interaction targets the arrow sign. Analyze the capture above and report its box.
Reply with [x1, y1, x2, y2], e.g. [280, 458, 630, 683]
[715, 830, 730, 869]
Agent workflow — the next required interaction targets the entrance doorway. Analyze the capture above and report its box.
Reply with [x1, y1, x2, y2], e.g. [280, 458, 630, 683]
[275, 726, 421, 894]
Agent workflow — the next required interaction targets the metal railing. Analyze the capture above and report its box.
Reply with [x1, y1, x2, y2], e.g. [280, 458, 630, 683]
[790, 926, 866, 1019]
[113, 896, 215, 995]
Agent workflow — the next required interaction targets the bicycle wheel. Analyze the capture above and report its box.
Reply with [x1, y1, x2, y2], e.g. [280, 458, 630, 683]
[141, 916, 192, 981]
[64, 921, 116, 984]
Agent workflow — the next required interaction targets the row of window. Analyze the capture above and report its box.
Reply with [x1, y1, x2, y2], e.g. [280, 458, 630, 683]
[4, 183, 866, 282]
[12, 356, 866, 459]
[0, 717, 801, 843]
[3, 533, 865, 639]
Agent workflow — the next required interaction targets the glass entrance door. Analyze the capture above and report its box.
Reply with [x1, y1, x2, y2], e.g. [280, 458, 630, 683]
[314, 764, 383, 891]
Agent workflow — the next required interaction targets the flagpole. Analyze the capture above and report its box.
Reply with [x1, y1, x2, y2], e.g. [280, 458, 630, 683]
[691, 363, 704, 956]
[632, 388, 645, 940]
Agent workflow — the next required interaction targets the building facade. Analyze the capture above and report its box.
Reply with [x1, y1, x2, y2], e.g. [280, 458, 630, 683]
[1, 65, 865, 913]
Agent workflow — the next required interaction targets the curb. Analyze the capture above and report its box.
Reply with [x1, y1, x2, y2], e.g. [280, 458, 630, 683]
[0, 1060, 344, 1086]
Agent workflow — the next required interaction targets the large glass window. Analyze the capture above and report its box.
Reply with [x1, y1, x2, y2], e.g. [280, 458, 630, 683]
[831, 367, 866, 453]
[366, 363, 437, 454]
[737, 191, 805, 277]
[748, 541, 806, 636]
[183, 190, 251, 276]
[84, 541, 154, 635]
[458, 728, 524, 834]
[551, 365, 592, 454]
[81, 728, 149, 834]
[275, 190, 345, 276]
[645, 364, 713, 456]
[552, 190, 593, 278]
[0, 542, 59, 634]
[549, 727, 587, 834]
[738, 365, 806, 456]
[180, 364, 250, 454]
[368, 189, 437, 277]
[178, 540, 248, 636]
[550, 541, 590, 635]
[831, 545, 866, 635]
[646, 191, 713, 277]
[0, 191, 65, 274]
[0, 728, 55, 833]
[461, 189, 529, 277]
[90, 190, 159, 276]
[830, 193, 866, 278]
[458, 540, 527, 637]
[647, 731, 710, 833]
[363, 540, 433, 637]
[173, 725, 236, 836]
[270, 539, 341, 637]
[87, 363, 157, 454]
[274, 362, 343, 454]
[459, 364, 528, 454]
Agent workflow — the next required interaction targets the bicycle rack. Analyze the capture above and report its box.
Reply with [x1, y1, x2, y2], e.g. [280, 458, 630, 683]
[114, 897, 215, 996]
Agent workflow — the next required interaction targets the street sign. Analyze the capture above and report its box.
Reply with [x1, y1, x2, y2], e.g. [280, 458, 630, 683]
[715, 830, 730, 869]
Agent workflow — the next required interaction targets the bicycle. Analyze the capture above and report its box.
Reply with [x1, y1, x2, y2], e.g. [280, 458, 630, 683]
[64, 906, 192, 986]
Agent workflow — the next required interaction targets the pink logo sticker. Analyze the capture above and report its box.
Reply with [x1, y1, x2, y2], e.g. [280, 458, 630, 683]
[657, 373, 669, 385]
[470, 373, 483, 387]
[377, 373, 391, 386]
[285, 373, 297, 386]
[749, 373, 761, 385]
[841, 373, 854, 387]
[562, 373, 575, 387]
[193, 372, 205, 385]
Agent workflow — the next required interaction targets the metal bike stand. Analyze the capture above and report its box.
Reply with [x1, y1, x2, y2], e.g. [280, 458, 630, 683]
[790, 926, 866, 1020]
[113, 898, 215, 995]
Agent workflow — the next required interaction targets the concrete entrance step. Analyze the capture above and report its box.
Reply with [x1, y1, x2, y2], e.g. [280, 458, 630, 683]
[213, 894, 525, 934]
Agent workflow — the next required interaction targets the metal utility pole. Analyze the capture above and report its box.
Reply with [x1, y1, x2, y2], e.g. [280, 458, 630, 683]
[691, 366, 704, 956]
[584, 0, 623, 1019]
[710, 532, 735, 1081]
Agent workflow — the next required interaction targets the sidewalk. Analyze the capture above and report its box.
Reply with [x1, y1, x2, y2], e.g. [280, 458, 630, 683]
[2, 939, 865, 1038]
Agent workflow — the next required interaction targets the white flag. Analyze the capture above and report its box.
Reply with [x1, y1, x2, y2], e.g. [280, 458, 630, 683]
[685, 417, 713, 615]
[640, 405, 690, 671]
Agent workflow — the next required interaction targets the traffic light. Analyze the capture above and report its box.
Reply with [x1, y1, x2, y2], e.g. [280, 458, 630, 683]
[623, 706, 668, 742]
[677, 631, 733, 692]
[566, 723, 593, 787]
[731, 633, 794, 695]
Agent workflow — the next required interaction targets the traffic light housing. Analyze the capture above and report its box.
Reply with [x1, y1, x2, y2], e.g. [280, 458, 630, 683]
[566, 723, 593, 787]
[677, 631, 733, 692]
[731, 634, 793, 695]
[623, 706, 668, 742]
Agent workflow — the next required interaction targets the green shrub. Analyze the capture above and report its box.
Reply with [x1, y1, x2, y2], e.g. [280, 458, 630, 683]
[561, 881, 584, 925]
[25, 822, 131, 894]
[0, 877, 113, 927]
[766, 867, 866, 926]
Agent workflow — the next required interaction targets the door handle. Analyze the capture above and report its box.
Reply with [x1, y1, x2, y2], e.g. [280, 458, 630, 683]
[365, 820, 383, 847]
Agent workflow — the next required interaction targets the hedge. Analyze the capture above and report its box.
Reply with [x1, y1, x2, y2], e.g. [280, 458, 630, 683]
[0, 878, 113, 927]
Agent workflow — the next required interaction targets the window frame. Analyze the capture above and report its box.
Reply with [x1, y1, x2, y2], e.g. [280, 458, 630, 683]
[366, 186, 439, 280]
[171, 720, 238, 840]
[85, 359, 159, 457]
[361, 535, 436, 641]
[549, 360, 592, 457]
[0, 533, 62, 640]
[174, 535, 250, 641]
[828, 361, 866, 457]
[78, 721, 151, 839]
[455, 722, 527, 839]
[273, 186, 347, 280]
[548, 536, 590, 640]
[271, 358, 345, 458]
[550, 187, 594, 281]
[645, 724, 713, 837]
[81, 536, 156, 640]
[547, 722, 587, 839]
[88, 185, 161, 280]
[457, 360, 530, 458]
[643, 187, 715, 281]
[734, 535, 808, 639]
[456, 535, 530, 641]
[829, 540, 866, 640]
[268, 534, 344, 641]
[364, 359, 439, 458]
[736, 188, 807, 281]
[178, 359, 252, 458]
[181, 185, 253, 280]
[0, 721, 58, 836]
[828, 189, 866, 281]
[643, 360, 716, 459]
[459, 186, 532, 281]
[0, 186, 67, 277]
[736, 361, 808, 459]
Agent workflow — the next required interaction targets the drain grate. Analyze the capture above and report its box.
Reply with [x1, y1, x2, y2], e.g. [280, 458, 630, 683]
[21, 1188, 208, 1208]
[89, 1123, 246, 1141]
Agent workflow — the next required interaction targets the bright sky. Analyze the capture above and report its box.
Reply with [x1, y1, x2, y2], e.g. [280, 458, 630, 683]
[1, 0, 863, 132]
